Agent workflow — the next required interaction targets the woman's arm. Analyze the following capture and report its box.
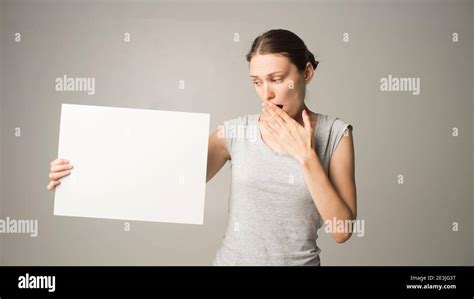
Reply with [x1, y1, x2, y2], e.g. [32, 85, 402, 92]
[302, 128, 357, 244]
[206, 126, 230, 183]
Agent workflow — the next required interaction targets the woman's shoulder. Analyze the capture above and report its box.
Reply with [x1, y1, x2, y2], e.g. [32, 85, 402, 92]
[315, 112, 353, 159]
[316, 112, 352, 133]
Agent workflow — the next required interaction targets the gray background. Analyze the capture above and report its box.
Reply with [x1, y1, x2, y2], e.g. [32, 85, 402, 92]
[0, 0, 472, 265]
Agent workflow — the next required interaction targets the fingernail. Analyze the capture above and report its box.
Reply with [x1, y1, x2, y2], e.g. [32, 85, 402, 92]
[70, 164, 73, 169]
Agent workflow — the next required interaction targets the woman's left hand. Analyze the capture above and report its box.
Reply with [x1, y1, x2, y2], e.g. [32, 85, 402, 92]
[261, 102, 317, 165]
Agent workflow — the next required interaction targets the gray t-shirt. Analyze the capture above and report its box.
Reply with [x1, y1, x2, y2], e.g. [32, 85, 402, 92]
[213, 112, 353, 266]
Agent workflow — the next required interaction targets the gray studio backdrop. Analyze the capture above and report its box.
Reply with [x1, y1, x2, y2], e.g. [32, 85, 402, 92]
[0, 0, 472, 265]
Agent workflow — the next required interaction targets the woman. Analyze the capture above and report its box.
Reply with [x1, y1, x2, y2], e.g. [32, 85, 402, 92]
[47, 29, 357, 266]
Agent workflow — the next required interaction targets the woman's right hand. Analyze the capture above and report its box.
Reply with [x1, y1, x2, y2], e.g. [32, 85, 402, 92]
[47, 158, 73, 191]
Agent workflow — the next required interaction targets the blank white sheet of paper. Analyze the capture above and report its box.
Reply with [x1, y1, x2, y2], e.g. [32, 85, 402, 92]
[54, 104, 210, 224]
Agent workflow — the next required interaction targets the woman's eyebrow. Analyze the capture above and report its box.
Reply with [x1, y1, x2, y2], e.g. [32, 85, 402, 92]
[250, 71, 284, 79]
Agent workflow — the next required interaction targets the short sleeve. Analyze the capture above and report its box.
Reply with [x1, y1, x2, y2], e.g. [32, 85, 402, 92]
[328, 118, 353, 157]
[221, 119, 235, 158]
[220, 114, 255, 160]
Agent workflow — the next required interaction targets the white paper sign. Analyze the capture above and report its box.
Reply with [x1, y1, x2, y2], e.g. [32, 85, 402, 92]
[54, 104, 209, 224]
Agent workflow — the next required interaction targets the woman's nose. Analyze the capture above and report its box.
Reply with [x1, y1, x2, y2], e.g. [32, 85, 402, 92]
[263, 82, 275, 100]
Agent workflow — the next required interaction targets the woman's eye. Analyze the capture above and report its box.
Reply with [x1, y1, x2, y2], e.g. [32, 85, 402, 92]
[272, 79, 283, 83]
[253, 81, 262, 86]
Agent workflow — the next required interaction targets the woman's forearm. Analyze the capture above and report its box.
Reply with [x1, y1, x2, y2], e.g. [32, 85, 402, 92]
[301, 152, 354, 243]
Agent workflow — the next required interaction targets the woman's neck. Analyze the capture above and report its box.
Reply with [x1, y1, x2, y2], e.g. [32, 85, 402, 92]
[293, 104, 309, 126]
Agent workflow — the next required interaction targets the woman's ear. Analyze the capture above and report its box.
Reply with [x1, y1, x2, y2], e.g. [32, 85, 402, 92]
[304, 62, 314, 83]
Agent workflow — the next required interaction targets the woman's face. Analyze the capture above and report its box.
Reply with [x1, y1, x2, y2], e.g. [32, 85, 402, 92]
[249, 53, 311, 119]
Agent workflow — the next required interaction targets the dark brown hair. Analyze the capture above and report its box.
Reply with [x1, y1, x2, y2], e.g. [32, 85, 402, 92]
[246, 29, 319, 73]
